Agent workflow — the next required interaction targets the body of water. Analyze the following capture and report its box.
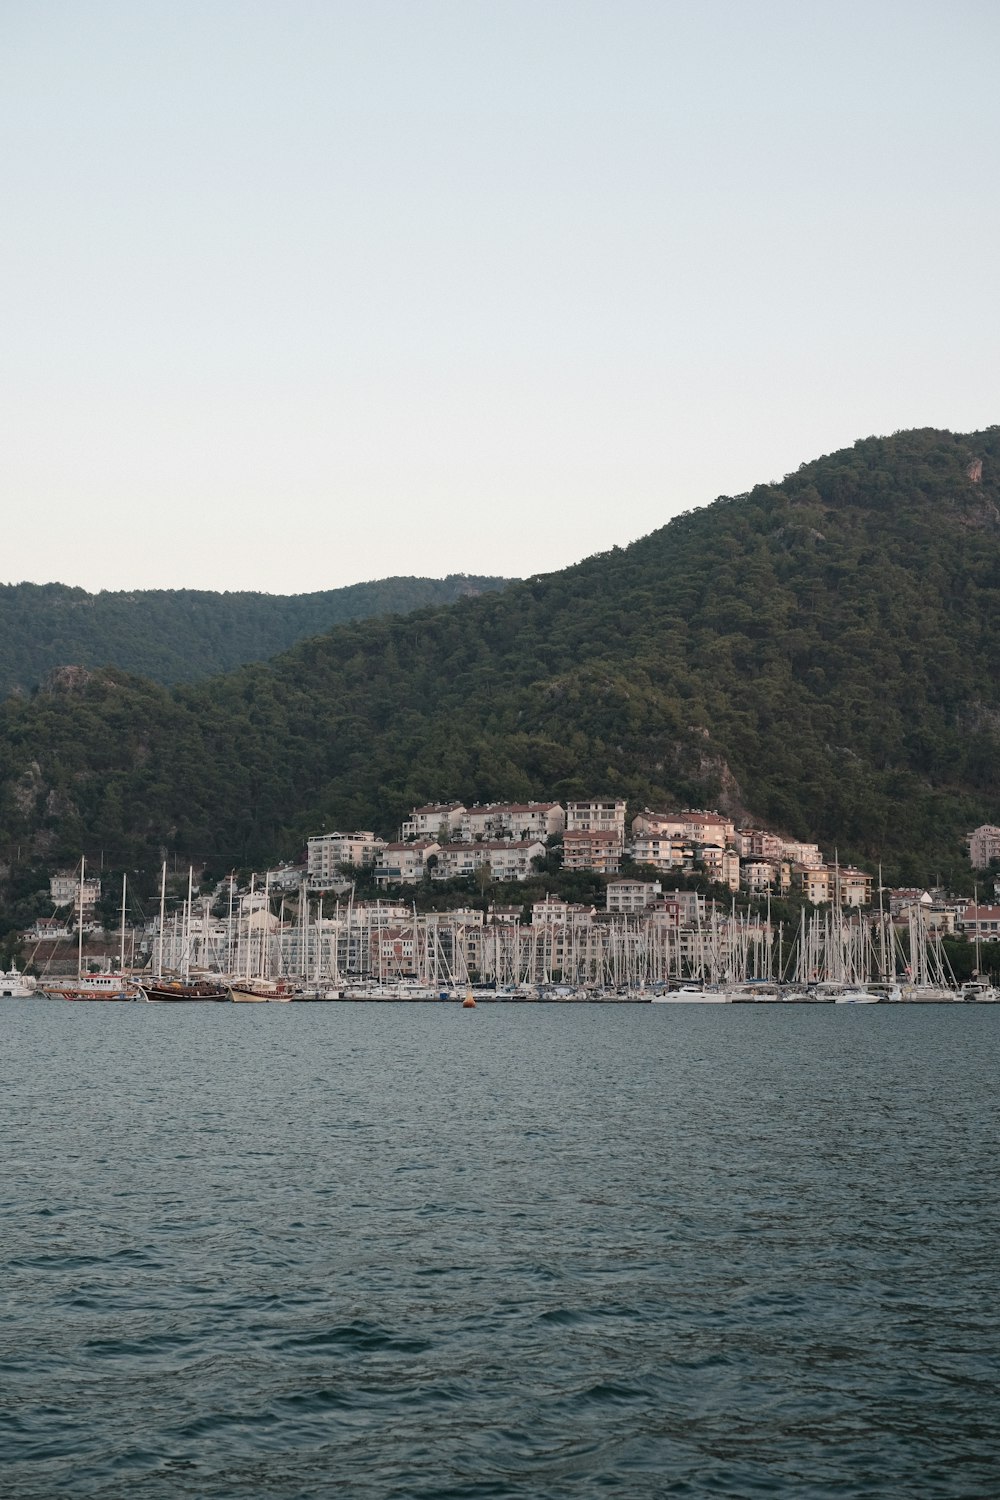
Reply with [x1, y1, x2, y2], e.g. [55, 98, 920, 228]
[2, 1002, 999, 1497]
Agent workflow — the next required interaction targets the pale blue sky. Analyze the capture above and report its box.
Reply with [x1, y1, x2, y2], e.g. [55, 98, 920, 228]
[2, 0, 997, 593]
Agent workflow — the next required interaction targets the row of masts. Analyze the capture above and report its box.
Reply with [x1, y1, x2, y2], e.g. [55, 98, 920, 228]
[70, 853, 973, 994]
[144, 877, 962, 992]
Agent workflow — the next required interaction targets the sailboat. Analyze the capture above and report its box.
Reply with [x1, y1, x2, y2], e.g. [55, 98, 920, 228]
[144, 864, 228, 1001]
[228, 874, 292, 1001]
[41, 858, 143, 1001]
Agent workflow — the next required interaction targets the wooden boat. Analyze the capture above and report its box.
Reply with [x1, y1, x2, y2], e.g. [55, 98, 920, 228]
[228, 977, 293, 1002]
[144, 976, 229, 1002]
[42, 973, 143, 1002]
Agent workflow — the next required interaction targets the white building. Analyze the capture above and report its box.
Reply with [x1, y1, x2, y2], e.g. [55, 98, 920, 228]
[531, 895, 596, 926]
[698, 846, 740, 891]
[968, 825, 1000, 869]
[630, 833, 690, 871]
[433, 840, 546, 883]
[780, 839, 823, 868]
[606, 880, 662, 915]
[50, 873, 102, 915]
[374, 841, 441, 886]
[23, 914, 75, 942]
[741, 859, 790, 893]
[565, 799, 627, 849]
[632, 809, 735, 847]
[459, 802, 564, 843]
[307, 832, 386, 885]
[401, 804, 466, 841]
[658, 890, 707, 925]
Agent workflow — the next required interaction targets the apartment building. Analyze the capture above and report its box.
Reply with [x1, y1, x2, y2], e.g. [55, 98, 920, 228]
[373, 841, 441, 886]
[433, 840, 546, 883]
[798, 864, 873, 907]
[742, 859, 789, 893]
[562, 828, 622, 875]
[736, 829, 785, 860]
[633, 809, 736, 848]
[606, 880, 662, 915]
[780, 839, 823, 868]
[307, 832, 386, 885]
[631, 832, 691, 872]
[957, 904, 1000, 941]
[401, 804, 466, 841]
[685, 811, 736, 847]
[50, 873, 102, 915]
[460, 802, 564, 842]
[565, 799, 627, 849]
[968, 824, 1000, 869]
[698, 845, 740, 892]
[531, 896, 596, 925]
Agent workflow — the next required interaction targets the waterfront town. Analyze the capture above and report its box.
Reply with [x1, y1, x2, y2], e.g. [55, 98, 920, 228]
[14, 802, 1000, 999]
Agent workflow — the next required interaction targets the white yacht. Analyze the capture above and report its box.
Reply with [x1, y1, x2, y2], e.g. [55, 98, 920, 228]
[0, 968, 37, 998]
[651, 984, 732, 1004]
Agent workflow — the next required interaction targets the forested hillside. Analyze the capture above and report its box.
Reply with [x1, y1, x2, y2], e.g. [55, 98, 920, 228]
[0, 575, 510, 695]
[1, 427, 999, 886]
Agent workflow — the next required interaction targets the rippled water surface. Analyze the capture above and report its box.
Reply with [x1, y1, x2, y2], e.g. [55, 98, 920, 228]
[3, 1002, 1000, 1498]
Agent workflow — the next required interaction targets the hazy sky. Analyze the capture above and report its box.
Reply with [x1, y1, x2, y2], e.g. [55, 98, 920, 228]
[3, 1, 998, 594]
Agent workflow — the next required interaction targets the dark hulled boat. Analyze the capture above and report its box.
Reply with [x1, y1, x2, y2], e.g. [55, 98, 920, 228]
[143, 977, 230, 1002]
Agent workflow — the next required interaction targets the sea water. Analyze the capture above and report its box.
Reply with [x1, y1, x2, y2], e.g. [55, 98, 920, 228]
[2, 1002, 999, 1498]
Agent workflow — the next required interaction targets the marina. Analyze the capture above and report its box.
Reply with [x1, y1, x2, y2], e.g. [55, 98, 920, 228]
[19, 858, 1000, 1005]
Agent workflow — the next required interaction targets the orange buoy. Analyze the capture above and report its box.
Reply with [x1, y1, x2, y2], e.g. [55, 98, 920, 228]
[462, 991, 477, 1008]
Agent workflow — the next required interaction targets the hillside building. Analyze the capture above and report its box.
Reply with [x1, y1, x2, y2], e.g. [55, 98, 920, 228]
[50, 872, 101, 917]
[401, 804, 466, 841]
[565, 799, 627, 849]
[562, 828, 622, 875]
[374, 841, 441, 886]
[307, 832, 385, 885]
[460, 802, 564, 843]
[630, 833, 690, 872]
[742, 859, 790, 893]
[633, 808, 737, 849]
[797, 864, 873, 907]
[956, 904, 1000, 941]
[606, 880, 662, 915]
[433, 840, 546, 883]
[697, 846, 740, 891]
[968, 825, 1000, 869]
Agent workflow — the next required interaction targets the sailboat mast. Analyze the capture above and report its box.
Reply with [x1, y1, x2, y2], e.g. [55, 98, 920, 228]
[245, 874, 255, 980]
[157, 861, 167, 977]
[119, 872, 127, 973]
[77, 856, 85, 980]
[184, 866, 194, 981]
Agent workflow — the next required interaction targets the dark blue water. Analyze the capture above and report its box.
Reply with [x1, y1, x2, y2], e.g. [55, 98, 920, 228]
[2, 1003, 999, 1498]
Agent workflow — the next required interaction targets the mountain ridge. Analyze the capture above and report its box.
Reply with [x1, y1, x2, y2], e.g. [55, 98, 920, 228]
[0, 573, 512, 696]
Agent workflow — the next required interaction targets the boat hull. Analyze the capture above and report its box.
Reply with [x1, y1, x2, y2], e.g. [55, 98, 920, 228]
[228, 981, 292, 1002]
[144, 981, 229, 1002]
[43, 979, 142, 1002]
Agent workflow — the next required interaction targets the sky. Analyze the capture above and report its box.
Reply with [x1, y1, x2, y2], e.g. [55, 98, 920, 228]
[2, 0, 998, 595]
